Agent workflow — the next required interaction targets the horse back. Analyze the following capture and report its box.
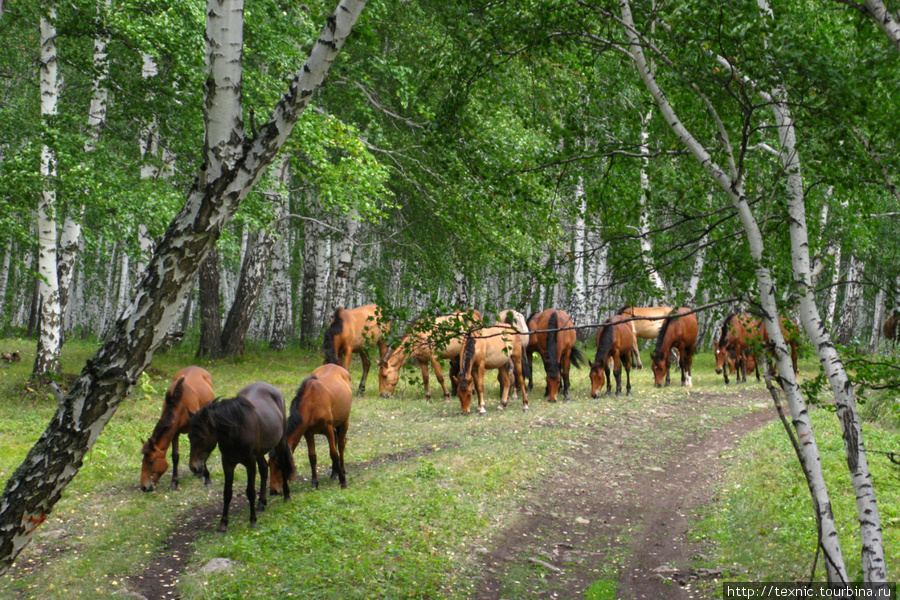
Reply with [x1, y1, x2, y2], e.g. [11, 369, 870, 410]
[620, 306, 674, 339]
[237, 382, 287, 449]
[171, 367, 215, 434]
[347, 304, 389, 347]
[476, 324, 519, 369]
[310, 364, 353, 425]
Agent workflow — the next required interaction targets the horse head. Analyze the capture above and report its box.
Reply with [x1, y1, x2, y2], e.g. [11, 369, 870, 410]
[187, 406, 217, 477]
[650, 351, 667, 387]
[714, 342, 727, 374]
[378, 352, 400, 398]
[589, 361, 606, 398]
[453, 372, 475, 415]
[140, 439, 168, 492]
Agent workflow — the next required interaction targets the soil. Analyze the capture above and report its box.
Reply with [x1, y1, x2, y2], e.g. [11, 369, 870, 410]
[121, 389, 775, 599]
[474, 388, 774, 600]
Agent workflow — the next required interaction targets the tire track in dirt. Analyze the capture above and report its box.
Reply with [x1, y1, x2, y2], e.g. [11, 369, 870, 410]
[474, 390, 774, 600]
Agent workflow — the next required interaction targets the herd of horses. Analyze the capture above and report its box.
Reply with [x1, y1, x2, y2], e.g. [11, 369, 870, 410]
[141, 303, 897, 531]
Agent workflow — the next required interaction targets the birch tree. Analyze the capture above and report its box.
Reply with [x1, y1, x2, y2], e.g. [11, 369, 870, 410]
[0, 0, 366, 573]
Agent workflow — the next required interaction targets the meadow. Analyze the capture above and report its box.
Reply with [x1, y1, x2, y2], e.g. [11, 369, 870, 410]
[0, 337, 895, 599]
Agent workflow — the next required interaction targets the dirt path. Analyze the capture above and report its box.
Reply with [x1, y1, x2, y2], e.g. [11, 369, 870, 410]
[474, 389, 774, 600]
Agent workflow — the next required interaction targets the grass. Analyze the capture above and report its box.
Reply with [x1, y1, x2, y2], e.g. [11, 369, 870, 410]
[0, 337, 892, 599]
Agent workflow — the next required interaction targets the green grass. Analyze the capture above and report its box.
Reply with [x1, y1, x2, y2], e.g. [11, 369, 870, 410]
[0, 337, 890, 599]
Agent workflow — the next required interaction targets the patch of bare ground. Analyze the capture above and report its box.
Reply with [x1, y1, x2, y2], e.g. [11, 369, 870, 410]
[474, 389, 774, 600]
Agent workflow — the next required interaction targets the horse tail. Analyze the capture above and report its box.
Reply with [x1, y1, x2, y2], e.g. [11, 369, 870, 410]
[593, 321, 615, 366]
[520, 347, 532, 382]
[570, 346, 586, 370]
[322, 308, 344, 364]
[545, 312, 560, 379]
[458, 334, 477, 391]
[270, 436, 295, 483]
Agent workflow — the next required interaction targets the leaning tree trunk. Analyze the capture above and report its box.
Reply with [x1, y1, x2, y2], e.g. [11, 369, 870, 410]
[220, 229, 277, 357]
[0, 0, 366, 574]
[33, 4, 62, 377]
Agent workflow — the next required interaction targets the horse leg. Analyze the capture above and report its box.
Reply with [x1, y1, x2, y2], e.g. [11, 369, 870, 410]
[505, 361, 518, 401]
[476, 363, 487, 415]
[245, 461, 259, 529]
[624, 351, 633, 396]
[357, 349, 371, 396]
[613, 355, 623, 397]
[418, 358, 431, 400]
[324, 426, 346, 489]
[514, 353, 529, 412]
[684, 346, 694, 387]
[526, 351, 534, 391]
[170, 435, 180, 491]
[561, 353, 572, 400]
[431, 356, 450, 401]
[604, 362, 612, 397]
[336, 424, 349, 487]
[305, 432, 319, 489]
[632, 328, 643, 369]
[218, 461, 235, 533]
[498, 363, 512, 410]
[449, 355, 461, 396]
[255, 455, 269, 514]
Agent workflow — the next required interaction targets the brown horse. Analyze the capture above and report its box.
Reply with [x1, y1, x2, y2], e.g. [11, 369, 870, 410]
[589, 315, 635, 398]
[189, 382, 294, 532]
[455, 324, 528, 415]
[650, 308, 698, 387]
[140, 367, 215, 492]
[746, 316, 800, 377]
[884, 310, 900, 350]
[714, 313, 762, 385]
[497, 309, 530, 400]
[323, 304, 390, 396]
[618, 306, 674, 369]
[378, 310, 482, 400]
[270, 363, 353, 493]
[527, 309, 585, 401]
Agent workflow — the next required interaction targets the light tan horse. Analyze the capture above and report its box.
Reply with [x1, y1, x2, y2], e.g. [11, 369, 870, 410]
[323, 304, 390, 396]
[496, 309, 530, 400]
[455, 324, 528, 415]
[378, 310, 482, 400]
[618, 306, 674, 369]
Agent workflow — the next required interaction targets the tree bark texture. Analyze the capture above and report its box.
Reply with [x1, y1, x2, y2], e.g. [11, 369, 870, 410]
[0, 0, 366, 573]
[196, 248, 222, 358]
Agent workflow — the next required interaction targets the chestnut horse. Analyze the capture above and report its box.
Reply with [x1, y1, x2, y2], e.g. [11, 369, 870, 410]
[323, 304, 390, 396]
[714, 313, 762, 385]
[189, 382, 294, 533]
[270, 363, 353, 493]
[650, 308, 698, 388]
[527, 309, 585, 401]
[497, 309, 530, 401]
[884, 310, 900, 350]
[378, 310, 482, 400]
[745, 316, 800, 377]
[455, 324, 528, 415]
[618, 306, 674, 369]
[140, 366, 215, 492]
[589, 315, 635, 398]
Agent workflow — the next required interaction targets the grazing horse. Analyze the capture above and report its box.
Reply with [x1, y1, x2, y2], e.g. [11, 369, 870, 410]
[141, 367, 215, 492]
[884, 310, 900, 350]
[270, 364, 353, 493]
[323, 304, 391, 396]
[746, 316, 800, 377]
[455, 324, 528, 415]
[589, 315, 635, 398]
[650, 308, 698, 388]
[618, 306, 674, 369]
[378, 310, 482, 400]
[189, 382, 294, 533]
[497, 309, 530, 400]
[524, 311, 541, 391]
[714, 313, 762, 385]
[527, 309, 585, 401]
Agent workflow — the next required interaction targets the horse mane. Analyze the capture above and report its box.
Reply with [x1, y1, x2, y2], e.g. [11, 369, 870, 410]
[654, 308, 678, 359]
[287, 375, 317, 433]
[718, 313, 736, 347]
[593, 320, 615, 366]
[322, 308, 344, 364]
[196, 396, 253, 440]
[617, 305, 633, 315]
[457, 334, 478, 392]
[545, 312, 560, 379]
[525, 311, 540, 327]
[144, 376, 185, 451]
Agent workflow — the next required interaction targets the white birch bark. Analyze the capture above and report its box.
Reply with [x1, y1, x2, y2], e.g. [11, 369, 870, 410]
[871, 288, 885, 351]
[826, 242, 842, 325]
[571, 177, 587, 324]
[0, 0, 367, 572]
[0, 239, 12, 318]
[330, 209, 359, 310]
[98, 242, 116, 337]
[203, 0, 244, 182]
[835, 254, 864, 344]
[854, 0, 900, 51]
[314, 235, 332, 327]
[115, 250, 129, 318]
[638, 107, 666, 298]
[620, 0, 852, 581]
[33, 5, 62, 376]
[269, 157, 291, 350]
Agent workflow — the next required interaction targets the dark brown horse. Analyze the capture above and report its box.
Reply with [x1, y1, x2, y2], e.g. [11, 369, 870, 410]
[323, 304, 391, 396]
[189, 382, 294, 533]
[714, 313, 761, 385]
[455, 324, 529, 415]
[589, 315, 635, 398]
[884, 310, 900, 350]
[650, 308, 698, 388]
[141, 367, 215, 492]
[527, 309, 585, 401]
[270, 364, 353, 493]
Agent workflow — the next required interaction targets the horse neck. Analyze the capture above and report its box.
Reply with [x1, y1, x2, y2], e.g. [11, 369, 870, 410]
[594, 324, 614, 364]
[458, 336, 478, 386]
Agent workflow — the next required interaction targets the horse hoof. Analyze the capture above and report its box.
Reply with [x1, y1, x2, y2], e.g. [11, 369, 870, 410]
[204, 480, 213, 487]
[341, 482, 348, 489]
[250, 521, 258, 530]
[522, 406, 529, 413]
[169, 482, 178, 491]
[216, 523, 228, 534]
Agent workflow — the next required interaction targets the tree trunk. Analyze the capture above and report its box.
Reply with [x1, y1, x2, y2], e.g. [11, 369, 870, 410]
[269, 160, 291, 350]
[637, 106, 666, 300]
[196, 248, 223, 357]
[114, 250, 130, 319]
[0, 0, 366, 573]
[33, 5, 62, 377]
[0, 238, 12, 319]
[330, 210, 360, 310]
[834, 254, 864, 345]
[300, 210, 320, 346]
[571, 177, 587, 327]
[871, 288, 885, 351]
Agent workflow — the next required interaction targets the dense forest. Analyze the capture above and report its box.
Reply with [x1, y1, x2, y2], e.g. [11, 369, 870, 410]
[0, 0, 898, 584]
